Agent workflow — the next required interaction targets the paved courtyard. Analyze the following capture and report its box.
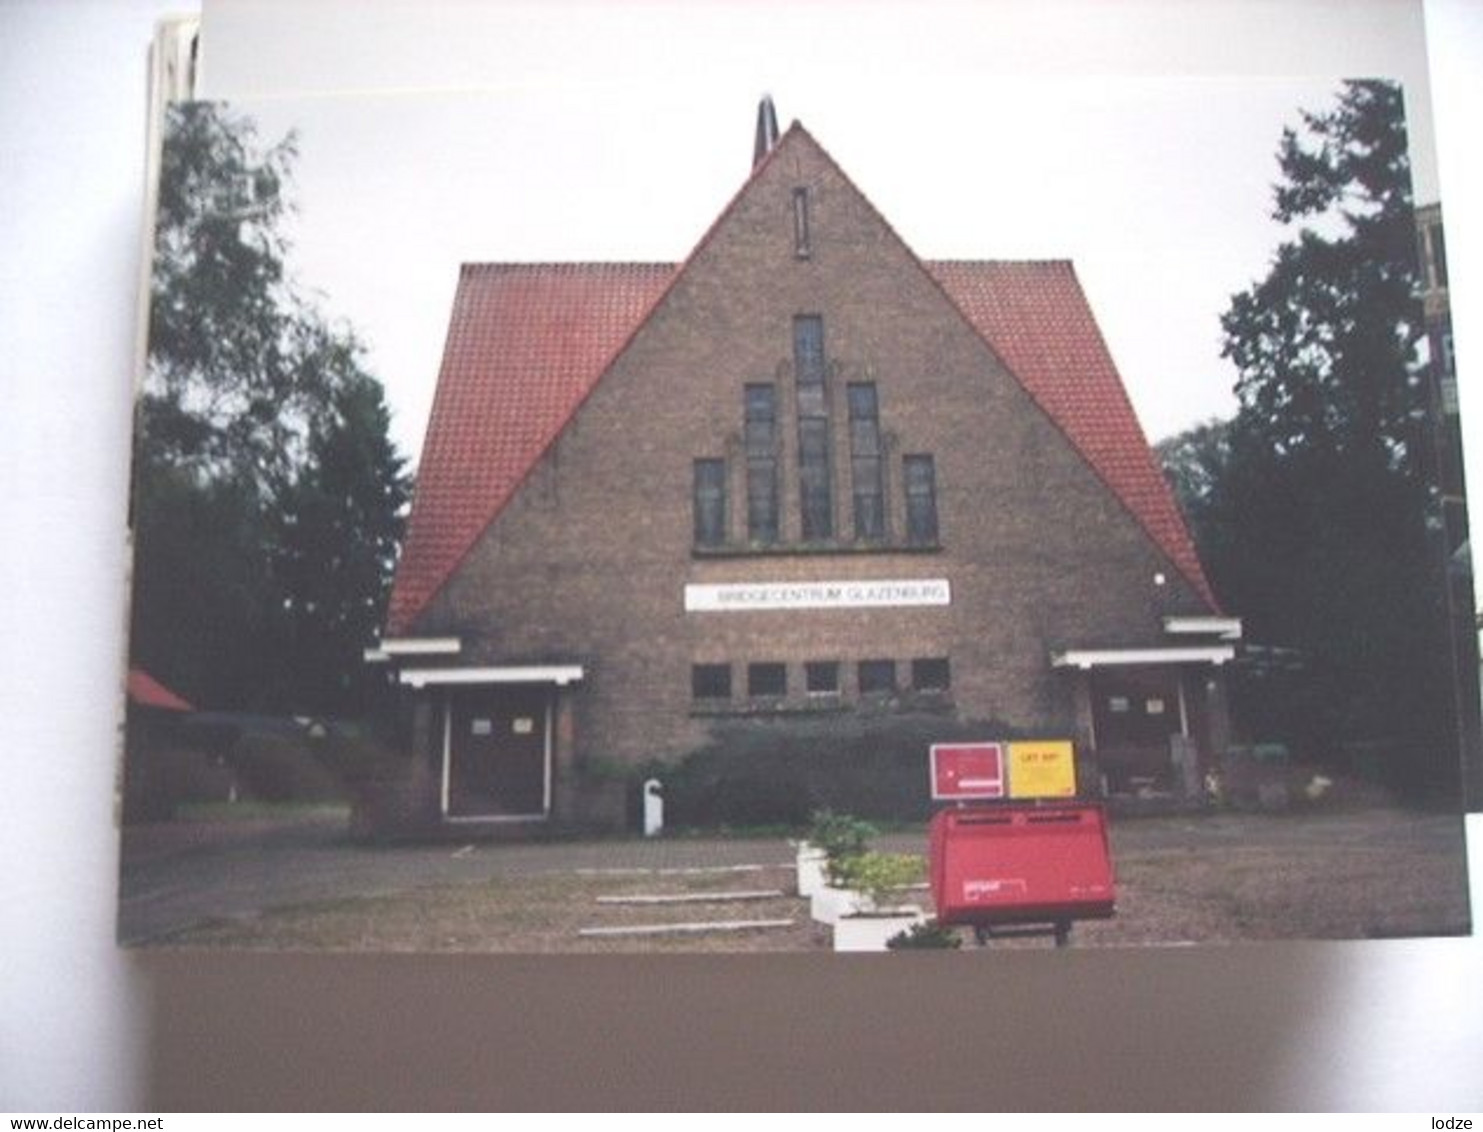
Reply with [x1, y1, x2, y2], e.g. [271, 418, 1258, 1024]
[117, 805, 1473, 948]
[119, 812, 806, 944]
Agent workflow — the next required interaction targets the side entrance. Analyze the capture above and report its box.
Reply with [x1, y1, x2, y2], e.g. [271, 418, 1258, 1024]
[1089, 666, 1187, 792]
[444, 684, 552, 820]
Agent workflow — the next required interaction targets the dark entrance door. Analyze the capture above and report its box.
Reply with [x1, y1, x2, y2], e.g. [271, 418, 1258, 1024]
[446, 685, 550, 818]
[1090, 667, 1184, 792]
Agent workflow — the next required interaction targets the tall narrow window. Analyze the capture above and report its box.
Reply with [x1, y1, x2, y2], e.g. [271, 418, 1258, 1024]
[744, 384, 779, 543]
[792, 187, 811, 258]
[794, 315, 833, 539]
[904, 454, 939, 544]
[848, 383, 884, 540]
[693, 458, 726, 547]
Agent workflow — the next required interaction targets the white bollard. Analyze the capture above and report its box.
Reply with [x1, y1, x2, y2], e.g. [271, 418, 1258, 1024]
[643, 778, 664, 837]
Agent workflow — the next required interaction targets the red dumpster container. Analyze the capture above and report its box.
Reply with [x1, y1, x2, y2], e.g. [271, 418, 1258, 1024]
[929, 803, 1115, 939]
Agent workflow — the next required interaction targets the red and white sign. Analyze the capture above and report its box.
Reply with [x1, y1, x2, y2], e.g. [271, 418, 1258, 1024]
[930, 742, 1006, 800]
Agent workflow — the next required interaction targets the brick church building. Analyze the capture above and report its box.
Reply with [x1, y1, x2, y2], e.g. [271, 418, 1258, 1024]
[367, 112, 1238, 834]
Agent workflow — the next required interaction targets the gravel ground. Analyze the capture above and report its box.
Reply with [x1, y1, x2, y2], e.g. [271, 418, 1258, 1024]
[162, 865, 833, 952]
[136, 805, 1472, 952]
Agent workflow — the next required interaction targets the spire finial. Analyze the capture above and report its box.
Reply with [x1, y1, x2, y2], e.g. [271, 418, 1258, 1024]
[753, 94, 779, 168]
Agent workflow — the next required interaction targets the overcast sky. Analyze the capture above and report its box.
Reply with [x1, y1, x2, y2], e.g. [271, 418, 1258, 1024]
[231, 71, 1439, 466]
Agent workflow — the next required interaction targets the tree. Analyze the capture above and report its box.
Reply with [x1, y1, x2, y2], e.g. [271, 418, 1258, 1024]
[269, 369, 411, 714]
[1156, 417, 1235, 573]
[131, 102, 410, 715]
[146, 103, 309, 496]
[1209, 80, 1455, 796]
[1222, 81, 1424, 468]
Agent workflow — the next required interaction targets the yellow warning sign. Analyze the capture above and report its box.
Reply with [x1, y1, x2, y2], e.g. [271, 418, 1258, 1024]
[1008, 740, 1077, 798]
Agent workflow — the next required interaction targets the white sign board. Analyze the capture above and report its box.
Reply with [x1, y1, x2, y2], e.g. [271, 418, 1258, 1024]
[684, 579, 951, 612]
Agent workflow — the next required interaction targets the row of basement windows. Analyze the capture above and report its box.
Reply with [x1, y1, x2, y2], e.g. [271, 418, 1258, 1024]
[693, 315, 940, 549]
[692, 657, 951, 701]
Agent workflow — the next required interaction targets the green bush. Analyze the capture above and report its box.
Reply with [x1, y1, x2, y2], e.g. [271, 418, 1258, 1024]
[831, 851, 925, 907]
[808, 808, 876, 882]
[653, 713, 1022, 827]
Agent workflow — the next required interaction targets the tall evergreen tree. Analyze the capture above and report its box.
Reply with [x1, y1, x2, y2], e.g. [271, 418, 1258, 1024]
[1222, 81, 1424, 467]
[269, 369, 410, 714]
[1210, 81, 1454, 795]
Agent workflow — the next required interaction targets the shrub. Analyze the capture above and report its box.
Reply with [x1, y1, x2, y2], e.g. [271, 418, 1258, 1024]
[887, 920, 962, 950]
[808, 808, 877, 882]
[831, 850, 925, 909]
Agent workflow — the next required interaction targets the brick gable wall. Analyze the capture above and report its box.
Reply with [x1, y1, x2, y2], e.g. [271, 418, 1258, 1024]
[412, 129, 1208, 777]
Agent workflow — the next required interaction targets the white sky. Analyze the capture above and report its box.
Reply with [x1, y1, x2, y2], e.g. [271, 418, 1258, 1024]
[233, 72, 1438, 467]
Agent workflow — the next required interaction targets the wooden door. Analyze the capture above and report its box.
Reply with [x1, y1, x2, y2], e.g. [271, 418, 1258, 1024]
[1090, 668, 1184, 790]
[446, 686, 550, 818]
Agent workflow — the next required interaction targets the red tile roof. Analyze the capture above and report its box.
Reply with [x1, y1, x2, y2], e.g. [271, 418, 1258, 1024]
[127, 667, 193, 712]
[387, 134, 1217, 633]
[928, 260, 1218, 610]
[387, 263, 674, 632]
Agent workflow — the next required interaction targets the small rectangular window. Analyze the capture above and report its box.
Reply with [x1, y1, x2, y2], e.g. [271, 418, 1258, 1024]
[805, 661, 840, 694]
[692, 664, 731, 700]
[847, 383, 880, 438]
[904, 454, 939, 545]
[745, 382, 776, 428]
[792, 187, 811, 259]
[748, 662, 787, 697]
[793, 315, 826, 385]
[858, 659, 896, 695]
[911, 657, 951, 691]
[693, 459, 726, 547]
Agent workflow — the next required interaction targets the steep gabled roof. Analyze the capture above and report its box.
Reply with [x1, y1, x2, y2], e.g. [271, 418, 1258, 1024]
[387, 129, 1217, 633]
[387, 263, 673, 632]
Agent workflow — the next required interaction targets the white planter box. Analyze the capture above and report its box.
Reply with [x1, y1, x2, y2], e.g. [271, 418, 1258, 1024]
[810, 884, 865, 925]
[795, 842, 827, 897]
[832, 907, 927, 952]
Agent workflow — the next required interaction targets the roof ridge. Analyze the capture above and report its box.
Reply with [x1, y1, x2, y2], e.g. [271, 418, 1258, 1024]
[460, 261, 678, 270]
[454, 258, 1080, 274]
[924, 258, 1073, 266]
